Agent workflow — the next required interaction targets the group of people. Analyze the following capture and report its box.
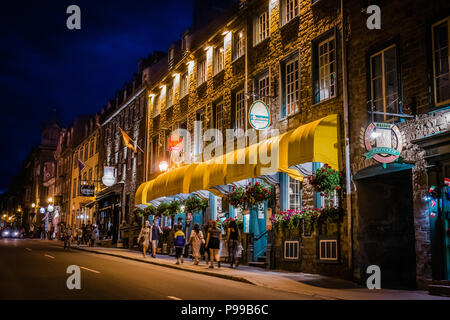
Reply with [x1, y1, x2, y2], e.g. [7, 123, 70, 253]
[154, 218, 242, 269]
[137, 219, 163, 258]
[61, 223, 99, 250]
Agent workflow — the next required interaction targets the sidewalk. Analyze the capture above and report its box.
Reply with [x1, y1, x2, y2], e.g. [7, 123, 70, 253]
[54, 241, 448, 300]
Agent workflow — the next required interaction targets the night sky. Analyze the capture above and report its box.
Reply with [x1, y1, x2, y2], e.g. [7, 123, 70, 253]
[0, 0, 193, 192]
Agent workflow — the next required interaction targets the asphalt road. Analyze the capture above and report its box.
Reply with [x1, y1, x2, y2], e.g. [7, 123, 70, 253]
[0, 239, 317, 300]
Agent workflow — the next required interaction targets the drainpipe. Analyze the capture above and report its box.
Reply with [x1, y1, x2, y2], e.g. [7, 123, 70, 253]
[341, 0, 353, 274]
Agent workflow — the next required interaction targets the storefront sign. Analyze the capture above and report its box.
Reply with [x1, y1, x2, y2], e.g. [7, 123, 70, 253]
[80, 184, 95, 197]
[249, 100, 270, 130]
[258, 202, 264, 219]
[168, 134, 183, 153]
[362, 122, 403, 164]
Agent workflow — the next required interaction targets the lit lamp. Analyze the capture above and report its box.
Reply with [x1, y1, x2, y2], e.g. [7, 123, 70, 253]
[102, 166, 116, 187]
[159, 161, 169, 172]
[31, 203, 36, 208]
[40, 207, 46, 214]
[48, 197, 53, 203]
[47, 204, 54, 213]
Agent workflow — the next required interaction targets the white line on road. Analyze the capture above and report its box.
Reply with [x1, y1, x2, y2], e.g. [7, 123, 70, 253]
[80, 266, 100, 274]
[167, 296, 182, 300]
[44, 254, 55, 259]
[25, 248, 32, 252]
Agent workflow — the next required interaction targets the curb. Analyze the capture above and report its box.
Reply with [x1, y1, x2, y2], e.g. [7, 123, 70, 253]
[71, 245, 255, 286]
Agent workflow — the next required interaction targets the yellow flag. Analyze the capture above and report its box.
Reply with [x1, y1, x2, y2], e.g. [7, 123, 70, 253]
[120, 128, 137, 152]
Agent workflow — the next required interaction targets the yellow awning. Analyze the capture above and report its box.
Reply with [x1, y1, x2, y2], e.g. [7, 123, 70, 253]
[135, 114, 340, 205]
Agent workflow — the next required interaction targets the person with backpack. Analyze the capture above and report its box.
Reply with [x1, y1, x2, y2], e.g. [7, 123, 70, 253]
[173, 224, 186, 265]
[188, 223, 205, 265]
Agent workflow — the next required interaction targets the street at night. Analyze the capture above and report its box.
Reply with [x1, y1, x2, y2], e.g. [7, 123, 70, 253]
[1, 0, 450, 314]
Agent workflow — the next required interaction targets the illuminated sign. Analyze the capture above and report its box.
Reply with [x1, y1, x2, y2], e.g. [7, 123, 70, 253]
[362, 122, 403, 164]
[168, 134, 183, 153]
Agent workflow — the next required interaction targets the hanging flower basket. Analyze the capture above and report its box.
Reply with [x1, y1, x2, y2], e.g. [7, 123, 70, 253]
[308, 164, 342, 193]
[184, 196, 208, 213]
[227, 181, 272, 210]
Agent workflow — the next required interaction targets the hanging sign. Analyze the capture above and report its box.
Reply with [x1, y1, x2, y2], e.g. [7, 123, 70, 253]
[168, 134, 183, 153]
[249, 100, 271, 130]
[80, 184, 95, 197]
[362, 122, 404, 164]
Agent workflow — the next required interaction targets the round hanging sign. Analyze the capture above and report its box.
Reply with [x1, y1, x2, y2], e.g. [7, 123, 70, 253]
[362, 122, 403, 164]
[248, 100, 270, 130]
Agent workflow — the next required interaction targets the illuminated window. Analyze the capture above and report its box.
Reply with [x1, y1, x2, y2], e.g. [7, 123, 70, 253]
[369, 45, 400, 122]
[281, 0, 299, 26]
[197, 58, 207, 86]
[254, 11, 269, 45]
[314, 36, 336, 103]
[213, 45, 224, 75]
[180, 72, 189, 98]
[232, 30, 245, 60]
[258, 74, 270, 104]
[288, 176, 302, 211]
[234, 89, 245, 131]
[282, 56, 299, 116]
[432, 17, 450, 106]
[213, 101, 224, 143]
[166, 85, 173, 108]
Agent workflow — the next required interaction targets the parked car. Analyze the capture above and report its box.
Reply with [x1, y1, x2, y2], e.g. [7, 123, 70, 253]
[1, 229, 20, 238]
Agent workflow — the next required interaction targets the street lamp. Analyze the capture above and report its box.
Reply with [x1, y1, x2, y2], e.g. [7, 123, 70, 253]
[102, 166, 116, 187]
[31, 203, 36, 208]
[48, 197, 53, 203]
[159, 161, 169, 172]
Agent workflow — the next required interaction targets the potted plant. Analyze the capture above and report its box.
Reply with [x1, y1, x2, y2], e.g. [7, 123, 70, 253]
[308, 164, 342, 208]
[227, 181, 272, 213]
[184, 196, 208, 214]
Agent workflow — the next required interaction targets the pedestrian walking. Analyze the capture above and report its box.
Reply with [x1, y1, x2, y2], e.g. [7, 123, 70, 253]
[151, 219, 162, 258]
[226, 220, 241, 268]
[138, 220, 152, 258]
[90, 225, 98, 247]
[63, 228, 72, 250]
[174, 224, 186, 265]
[205, 220, 221, 268]
[81, 224, 87, 244]
[202, 221, 211, 262]
[188, 223, 205, 265]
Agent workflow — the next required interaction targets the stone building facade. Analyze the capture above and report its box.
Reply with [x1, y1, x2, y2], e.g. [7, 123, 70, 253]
[346, 0, 450, 288]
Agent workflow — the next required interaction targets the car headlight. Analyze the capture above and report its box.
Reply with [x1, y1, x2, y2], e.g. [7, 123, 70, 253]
[13, 232, 18, 236]
[3, 231, 9, 236]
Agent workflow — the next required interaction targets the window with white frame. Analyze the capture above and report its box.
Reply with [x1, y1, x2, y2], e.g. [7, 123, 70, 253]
[319, 239, 338, 261]
[288, 176, 302, 211]
[233, 30, 245, 60]
[432, 17, 450, 106]
[369, 45, 400, 122]
[154, 95, 161, 116]
[213, 101, 224, 142]
[235, 89, 246, 132]
[213, 45, 224, 75]
[258, 74, 270, 104]
[254, 11, 269, 45]
[284, 57, 299, 116]
[281, 0, 299, 26]
[197, 58, 207, 86]
[194, 108, 206, 156]
[284, 241, 300, 260]
[180, 72, 189, 98]
[314, 36, 336, 103]
[166, 85, 173, 108]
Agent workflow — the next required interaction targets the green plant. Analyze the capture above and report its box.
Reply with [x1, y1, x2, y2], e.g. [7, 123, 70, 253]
[308, 164, 342, 193]
[157, 203, 170, 216]
[168, 200, 182, 216]
[133, 207, 145, 218]
[227, 181, 272, 210]
[184, 196, 208, 213]
[228, 185, 246, 209]
[144, 204, 157, 217]
[271, 208, 322, 231]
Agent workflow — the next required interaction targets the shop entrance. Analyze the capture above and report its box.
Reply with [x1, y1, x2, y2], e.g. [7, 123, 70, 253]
[355, 167, 416, 289]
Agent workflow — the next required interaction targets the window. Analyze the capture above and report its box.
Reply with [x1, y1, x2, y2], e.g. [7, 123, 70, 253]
[258, 74, 270, 104]
[88, 168, 92, 182]
[197, 58, 207, 86]
[180, 72, 189, 98]
[432, 17, 450, 106]
[234, 90, 246, 131]
[213, 101, 224, 142]
[151, 137, 158, 172]
[84, 144, 88, 161]
[73, 152, 78, 169]
[284, 241, 299, 260]
[254, 11, 269, 45]
[233, 30, 245, 60]
[369, 45, 400, 122]
[288, 176, 302, 211]
[89, 139, 94, 157]
[281, 0, 299, 26]
[314, 36, 336, 103]
[166, 85, 173, 108]
[213, 45, 224, 75]
[282, 56, 299, 116]
[194, 108, 206, 156]
[319, 239, 338, 261]
[154, 95, 161, 117]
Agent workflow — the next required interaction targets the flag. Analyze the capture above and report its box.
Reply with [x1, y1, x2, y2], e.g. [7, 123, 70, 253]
[445, 178, 450, 187]
[120, 128, 137, 153]
[78, 158, 86, 172]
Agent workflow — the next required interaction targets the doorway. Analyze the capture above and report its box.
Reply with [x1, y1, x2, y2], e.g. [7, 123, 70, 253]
[355, 168, 416, 289]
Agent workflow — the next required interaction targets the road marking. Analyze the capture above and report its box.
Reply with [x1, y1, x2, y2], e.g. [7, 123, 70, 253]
[44, 254, 55, 259]
[80, 266, 100, 274]
[167, 296, 182, 300]
[25, 248, 32, 252]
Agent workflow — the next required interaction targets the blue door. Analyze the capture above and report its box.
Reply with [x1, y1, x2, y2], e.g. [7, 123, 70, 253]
[250, 201, 267, 261]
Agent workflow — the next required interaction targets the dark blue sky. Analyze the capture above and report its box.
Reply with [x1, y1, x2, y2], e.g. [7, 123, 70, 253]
[0, 0, 193, 192]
